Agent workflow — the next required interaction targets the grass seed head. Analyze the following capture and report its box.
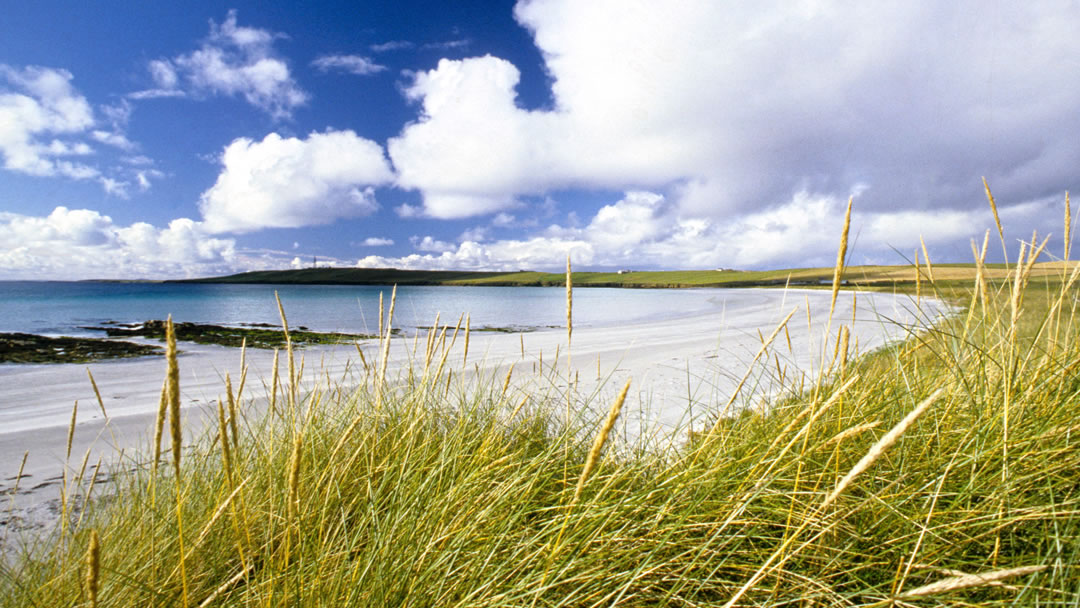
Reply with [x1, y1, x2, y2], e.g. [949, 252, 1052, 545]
[66, 400, 78, 463]
[1066, 191, 1072, 261]
[829, 196, 853, 319]
[919, 235, 934, 283]
[983, 177, 1008, 263]
[899, 565, 1046, 599]
[152, 378, 168, 472]
[226, 372, 239, 450]
[821, 388, 942, 510]
[85, 529, 100, 608]
[86, 369, 108, 420]
[566, 253, 573, 345]
[287, 433, 303, 523]
[166, 315, 181, 476]
[574, 378, 632, 504]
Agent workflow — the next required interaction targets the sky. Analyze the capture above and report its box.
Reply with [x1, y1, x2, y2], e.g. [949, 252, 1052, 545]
[1, 0, 1078, 280]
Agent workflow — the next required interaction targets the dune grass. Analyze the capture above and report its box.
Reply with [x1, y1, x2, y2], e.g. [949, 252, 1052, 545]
[4, 208, 1080, 605]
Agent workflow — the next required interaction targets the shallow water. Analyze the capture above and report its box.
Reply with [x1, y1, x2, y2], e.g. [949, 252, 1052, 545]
[0, 281, 750, 337]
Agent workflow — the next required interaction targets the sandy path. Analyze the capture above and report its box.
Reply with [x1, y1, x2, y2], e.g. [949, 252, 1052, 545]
[0, 288, 948, 536]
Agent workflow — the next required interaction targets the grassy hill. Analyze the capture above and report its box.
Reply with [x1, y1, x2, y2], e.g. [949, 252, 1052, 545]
[176, 262, 1072, 290]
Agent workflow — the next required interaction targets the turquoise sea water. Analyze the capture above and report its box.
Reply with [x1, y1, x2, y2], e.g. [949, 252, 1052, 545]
[0, 281, 733, 337]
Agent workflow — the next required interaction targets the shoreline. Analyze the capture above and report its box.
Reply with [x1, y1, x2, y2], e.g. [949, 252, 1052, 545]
[0, 288, 950, 538]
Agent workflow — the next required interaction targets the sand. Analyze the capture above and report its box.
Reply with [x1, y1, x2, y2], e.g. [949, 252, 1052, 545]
[0, 288, 948, 538]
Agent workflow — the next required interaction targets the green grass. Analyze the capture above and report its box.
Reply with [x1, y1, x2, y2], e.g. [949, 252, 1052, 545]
[4, 252, 1080, 606]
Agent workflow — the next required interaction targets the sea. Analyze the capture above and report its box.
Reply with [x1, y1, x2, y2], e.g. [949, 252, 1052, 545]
[0, 281, 735, 338]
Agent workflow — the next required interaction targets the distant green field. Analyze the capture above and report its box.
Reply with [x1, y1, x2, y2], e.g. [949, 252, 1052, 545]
[176, 263, 1024, 289]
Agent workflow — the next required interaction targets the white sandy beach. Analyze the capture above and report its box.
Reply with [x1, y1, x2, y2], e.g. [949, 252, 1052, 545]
[0, 288, 948, 536]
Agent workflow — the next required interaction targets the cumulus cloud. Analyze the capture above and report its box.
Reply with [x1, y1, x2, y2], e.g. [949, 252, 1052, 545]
[198, 129, 395, 233]
[134, 11, 307, 118]
[311, 54, 387, 75]
[387, 0, 1080, 251]
[388, 56, 553, 218]
[0, 207, 238, 279]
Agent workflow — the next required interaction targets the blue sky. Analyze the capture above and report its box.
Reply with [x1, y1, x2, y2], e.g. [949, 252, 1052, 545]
[1, 1, 1078, 279]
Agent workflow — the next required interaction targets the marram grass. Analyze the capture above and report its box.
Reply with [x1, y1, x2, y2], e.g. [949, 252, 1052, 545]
[4, 220, 1080, 606]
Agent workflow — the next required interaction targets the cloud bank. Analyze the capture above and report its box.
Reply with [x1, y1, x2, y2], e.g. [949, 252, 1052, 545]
[0, 207, 237, 279]
[387, 0, 1080, 234]
[357, 189, 1065, 272]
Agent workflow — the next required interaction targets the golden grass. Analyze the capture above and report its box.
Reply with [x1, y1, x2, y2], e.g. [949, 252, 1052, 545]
[572, 378, 631, 504]
[5, 187, 1080, 607]
[828, 196, 852, 318]
[85, 529, 100, 608]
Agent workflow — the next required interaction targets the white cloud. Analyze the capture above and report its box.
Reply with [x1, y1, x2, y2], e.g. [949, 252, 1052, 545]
[100, 99, 133, 127]
[135, 11, 307, 118]
[128, 88, 186, 100]
[491, 212, 515, 227]
[388, 56, 554, 218]
[356, 189, 1044, 271]
[394, 203, 423, 218]
[91, 129, 134, 150]
[421, 39, 471, 51]
[0, 65, 97, 178]
[312, 54, 387, 75]
[135, 168, 165, 191]
[41, 139, 92, 156]
[123, 155, 154, 166]
[386, 0, 1080, 246]
[459, 226, 490, 242]
[0, 65, 147, 194]
[361, 237, 394, 246]
[411, 235, 456, 253]
[149, 59, 179, 89]
[0, 207, 238, 279]
[198, 129, 394, 233]
[370, 40, 414, 53]
[99, 177, 130, 198]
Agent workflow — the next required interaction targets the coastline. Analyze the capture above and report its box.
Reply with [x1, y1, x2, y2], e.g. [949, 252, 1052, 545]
[0, 288, 949, 537]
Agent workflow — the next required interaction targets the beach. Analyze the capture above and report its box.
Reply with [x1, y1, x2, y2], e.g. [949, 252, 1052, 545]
[0, 288, 947, 536]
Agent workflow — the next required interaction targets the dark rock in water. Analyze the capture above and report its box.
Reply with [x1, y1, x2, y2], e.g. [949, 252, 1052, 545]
[0, 333, 162, 364]
[89, 320, 378, 349]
